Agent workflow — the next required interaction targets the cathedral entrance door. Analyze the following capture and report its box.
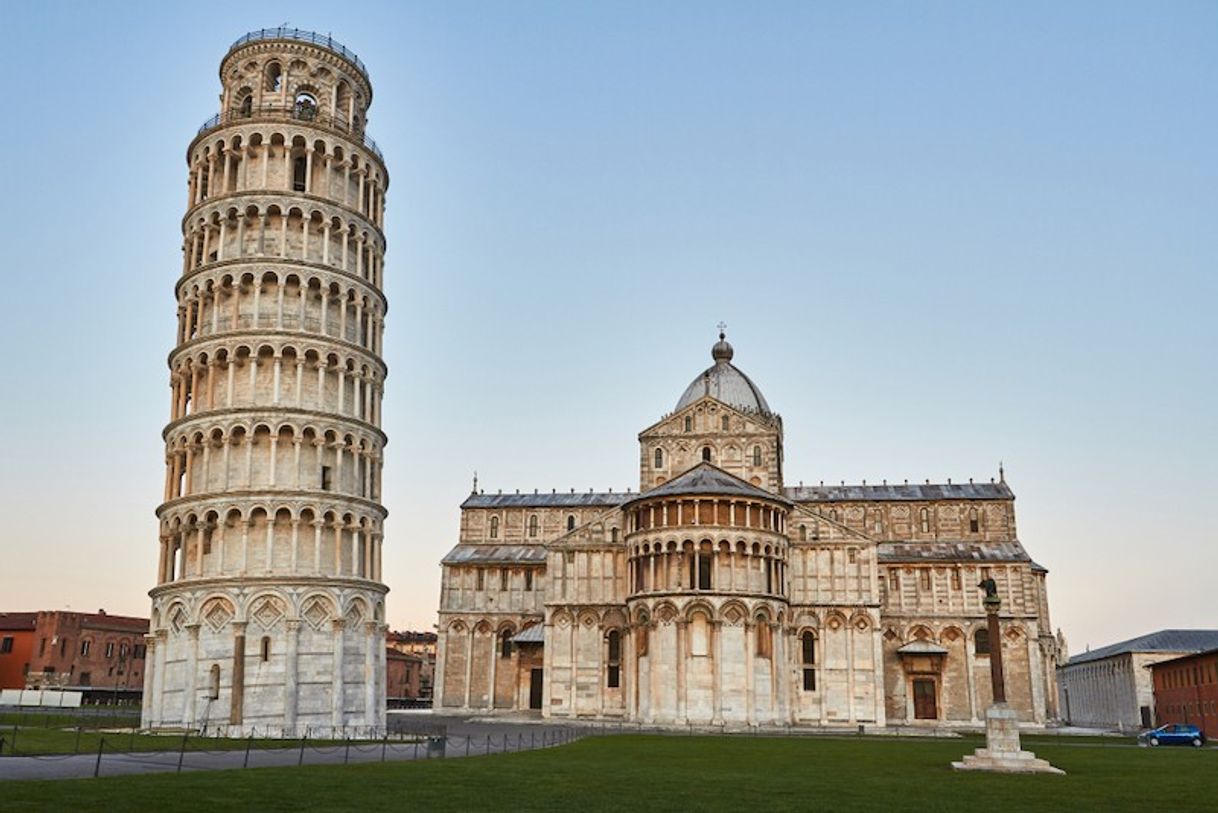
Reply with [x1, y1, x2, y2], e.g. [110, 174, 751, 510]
[529, 668, 544, 710]
[912, 678, 938, 720]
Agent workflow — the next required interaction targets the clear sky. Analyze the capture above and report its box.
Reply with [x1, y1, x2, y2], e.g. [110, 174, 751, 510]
[1, 2, 1214, 655]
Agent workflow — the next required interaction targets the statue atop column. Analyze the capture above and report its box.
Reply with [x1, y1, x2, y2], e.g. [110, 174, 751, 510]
[952, 580, 1064, 774]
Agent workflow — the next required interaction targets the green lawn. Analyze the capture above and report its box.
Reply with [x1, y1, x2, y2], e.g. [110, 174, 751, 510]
[3, 734, 1215, 812]
[0, 716, 377, 757]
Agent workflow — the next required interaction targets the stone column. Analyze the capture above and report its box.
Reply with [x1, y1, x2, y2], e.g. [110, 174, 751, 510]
[230, 622, 246, 727]
[331, 619, 346, 731]
[712, 619, 724, 725]
[284, 620, 300, 733]
[152, 630, 168, 727]
[182, 624, 200, 726]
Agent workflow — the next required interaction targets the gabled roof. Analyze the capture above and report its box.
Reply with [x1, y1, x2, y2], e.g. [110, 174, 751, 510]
[1066, 630, 1218, 666]
[461, 491, 627, 509]
[784, 481, 1014, 502]
[628, 462, 790, 505]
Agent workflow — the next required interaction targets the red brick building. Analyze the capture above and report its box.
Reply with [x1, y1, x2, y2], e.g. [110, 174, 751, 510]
[1151, 648, 1218, 739]
[0, 610, 149, 691]
[0, 613, 38, 689]
[387, 631, 437, 699]
[386, 649, 424, 701]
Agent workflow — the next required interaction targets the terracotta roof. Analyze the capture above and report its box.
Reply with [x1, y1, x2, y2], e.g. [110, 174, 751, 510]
[0, 612, 37, 631]
[79, 612, 148, 631]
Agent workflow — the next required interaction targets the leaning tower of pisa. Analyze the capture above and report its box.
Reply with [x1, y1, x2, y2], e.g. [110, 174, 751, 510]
[142, 29, 390, 736]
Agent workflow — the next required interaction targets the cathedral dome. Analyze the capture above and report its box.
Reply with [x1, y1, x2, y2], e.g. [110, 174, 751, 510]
[675, 332, 772, 415]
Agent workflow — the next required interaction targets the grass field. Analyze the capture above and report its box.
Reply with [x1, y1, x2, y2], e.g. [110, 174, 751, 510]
[0, 714, 368, 757]
[3, 733, 1215, 812]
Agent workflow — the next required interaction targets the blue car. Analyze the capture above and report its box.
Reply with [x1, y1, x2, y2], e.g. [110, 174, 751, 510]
[1138, 723, 1207, 747]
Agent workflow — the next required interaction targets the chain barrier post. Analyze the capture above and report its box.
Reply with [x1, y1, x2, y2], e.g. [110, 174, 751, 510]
[485, 734, 490, 755]
[344, 737, 350, 764]
[381, 734, 388, 762]
[243, 733, 253, 768]
[93, 737, 104, 778]
[299, 732, 308, 766]
[465, 735, 470, 757]
[177, 731, 188, 772]
[413, 739, 419, 760]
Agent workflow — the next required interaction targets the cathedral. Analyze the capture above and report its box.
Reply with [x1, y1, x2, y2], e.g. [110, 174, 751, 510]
[435, 333, 1061, 727]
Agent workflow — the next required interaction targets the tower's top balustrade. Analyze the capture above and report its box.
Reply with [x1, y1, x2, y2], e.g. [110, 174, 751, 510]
[225, 28, 370, 84]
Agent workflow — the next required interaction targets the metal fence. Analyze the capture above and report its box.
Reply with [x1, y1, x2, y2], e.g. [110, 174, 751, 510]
[227, 29, 370, 81]
[0, 718, 589, 779]
[196, 103, 383, 161]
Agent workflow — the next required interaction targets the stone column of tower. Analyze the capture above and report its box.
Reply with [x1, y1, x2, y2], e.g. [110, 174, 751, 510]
[142, 29, 390, 736]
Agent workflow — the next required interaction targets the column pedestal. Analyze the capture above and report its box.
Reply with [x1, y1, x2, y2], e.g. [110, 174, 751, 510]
[952, 704, 1064, 774]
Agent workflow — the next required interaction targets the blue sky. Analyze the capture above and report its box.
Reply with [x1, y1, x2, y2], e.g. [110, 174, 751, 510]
[1, 2, 1214, 652]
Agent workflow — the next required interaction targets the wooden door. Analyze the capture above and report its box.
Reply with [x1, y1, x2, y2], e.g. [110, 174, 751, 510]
[529, 668, 544, 710]
[913, 678, 938, 720]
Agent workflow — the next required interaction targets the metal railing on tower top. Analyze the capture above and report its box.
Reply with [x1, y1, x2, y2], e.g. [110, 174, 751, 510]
[196, 103, 384, 161]
[227, 28, 369, 81]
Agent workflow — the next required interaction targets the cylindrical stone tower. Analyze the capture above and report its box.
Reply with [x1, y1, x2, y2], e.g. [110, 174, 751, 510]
[142, 28, 390, 737]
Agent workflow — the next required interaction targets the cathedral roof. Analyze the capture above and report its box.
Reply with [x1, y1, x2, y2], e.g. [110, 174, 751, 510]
[461, 491, 626, 509]
[675, 333, 772, 416]
[876, 541, 1030, 563]
[629, 462, 791, 505]
[785, 481, 1014, 502]
[442, 544, 547, 565]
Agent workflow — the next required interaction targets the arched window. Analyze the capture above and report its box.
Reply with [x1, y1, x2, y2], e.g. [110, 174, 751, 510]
[919, 507, 931, 534]
[654, 448, 663, 468]
[829, 509, 838, 522]
[701, 446, 712, 462]
[265, 62, 282, 93]
[611, 527, 619, 543]
[527, 515, 539, 538]
[238, 94, 253, 117]
[969, 507, 980, 533]
[799, 525, 807, 541]
[684, 416, 692, 432]
[721, 415, 730, 430]
[606, 630, 621, 688]
[500, 630, 513, 659]
[260, 636, 271, 662]
[208, 664, 221, 700]
[752, 446, 762, 466]
[292, 156, 307, 192]
[801, 632, 817, 691]
[293, 92, 318, 121]
[974, 628, 991, 655]
[698, 550, 712, 590]
[567, 515, 576, 532]
[489, 516, 499, 539]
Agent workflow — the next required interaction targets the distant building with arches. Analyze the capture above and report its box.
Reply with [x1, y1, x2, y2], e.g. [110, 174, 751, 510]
[435, 333, 1062, 727]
